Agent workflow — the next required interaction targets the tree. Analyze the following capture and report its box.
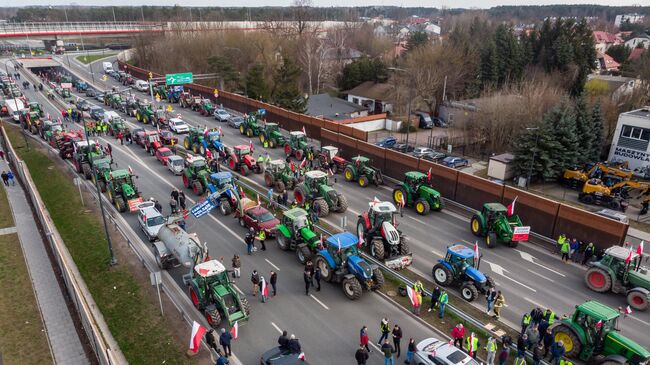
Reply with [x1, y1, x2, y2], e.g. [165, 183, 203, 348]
[573, 94, 594, 165]
[479, 40, 499, 87]
[589, 100, 605, 162]
[548, 102, 580, 172]
[245, 64, 270, 101]
[272, 57, 306, 113]
[406, 31, 429, 51]
[336, 57, 387, 91]
[207, 56, 240, 91]
[606, 44, 631, 64]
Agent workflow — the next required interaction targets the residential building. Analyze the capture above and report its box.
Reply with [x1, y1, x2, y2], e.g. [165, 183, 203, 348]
[608, 107, 650, 174]
[615, 13, 646, 27]
[344, 81, 393, 114]
[596, 52, 621, 72]
[629, 47, 647, 61]
[625, 35, 650, 50]
[306, 93, 368, 121]
[593, 31, 623, 53]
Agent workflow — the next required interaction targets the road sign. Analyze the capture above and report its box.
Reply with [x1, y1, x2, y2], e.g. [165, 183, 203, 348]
[213, 88, 219, 98]
[166, 105, 173, 112]
[513, 226, 531, 241]
[166, 72, 193, 86]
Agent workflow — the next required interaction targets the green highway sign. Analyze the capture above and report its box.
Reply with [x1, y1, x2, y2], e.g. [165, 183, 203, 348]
[165, 72, 193, 85]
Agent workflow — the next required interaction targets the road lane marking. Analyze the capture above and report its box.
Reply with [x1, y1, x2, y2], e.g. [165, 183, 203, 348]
[265, 258, 281, 271]
[369, 342, 382, 352]
[516, 250, 566, 277]
[523, 297, 549, 308]
[309, 294, 329, 310]
[270, 321, 283, 334]
[527, 269, 555, 282]
[411, 216, 427, 225]
[628, 316, 650, 327]
[409, 266, 431, 280]
[484, 260, 536, 292]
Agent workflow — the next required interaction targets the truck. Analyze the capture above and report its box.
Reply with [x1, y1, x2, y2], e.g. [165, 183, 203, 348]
[5, 98, 25, 122]
[102, 62, 113, 73]
[153, 216, 208, 270]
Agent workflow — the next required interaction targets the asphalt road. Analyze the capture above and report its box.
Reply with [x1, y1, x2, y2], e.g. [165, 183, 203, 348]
[43, 54, 650, 349]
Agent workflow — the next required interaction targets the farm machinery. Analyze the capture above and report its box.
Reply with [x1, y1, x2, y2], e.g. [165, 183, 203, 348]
[106, 168, 143, 213]
[258, 123, 285, 148]
[89, 155, 113, 192]
[392, 171, 443, 215]
[284, 131, 313, 161]
[72, 140, 103, 179]
[344, 156, 384, 187]
[205, 171, 241, 216]
[263, 159, 297, 192]
[239, 113, 262, 138]
[432, 244, 495, 302]
[275, 208, 321, 264]
[317, 146, 347, 174]
[134, 100, 154, 124]
[182, 154, 212, 195]
[195, 99, 215, 116]
[294, 170, 347, 217]
[470, 202, 528, 248]
[227, 145, 261, 176]
[153, 216, 208, 270]
[179, 92, 201, 109]
[357, 200, 412, 269]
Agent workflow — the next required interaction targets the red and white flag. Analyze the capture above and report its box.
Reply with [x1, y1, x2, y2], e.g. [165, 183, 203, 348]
[261, 277, 269, 297]
[372, 196, 381, 206]
[249, 140, 254, 151]
[400, 193, 406, 208]
[320, 233, 324, 249]
[625, 249, 633, 264]
[406, 285, 420, 307]
[188, 321, 206, 354]
[596, 320, 603, 329]
[356, 155, 361, 165]
[302, 126, 306, 135]
[625, 306, 633, 315]
[299, 158, 307, 169]
[507, 196, 517, 217]
[637, 241, 645, 255]
[218, 126, 223, 135]
[473, 241, 479, 263]
[298, 352, 306, 361]
[469, 333, 476, 357]
[203, 126, 209, 135]
[230, 321, 239, 339]
[337, 238, 342, 253]
[290, 161, 295, 172]
[257, 194, 261, 206]
[427, 167, 432, 181]
[358, 231, 364, 248]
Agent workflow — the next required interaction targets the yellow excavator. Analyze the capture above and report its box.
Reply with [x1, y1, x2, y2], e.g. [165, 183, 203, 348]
[579, 179, 650, 211]
[562, 161, 633, 189]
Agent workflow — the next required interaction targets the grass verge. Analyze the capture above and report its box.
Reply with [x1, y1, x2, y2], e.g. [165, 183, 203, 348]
[6, 127, 193, 365]
[76, 53, 117, 65]
[0, 183, 53, 365]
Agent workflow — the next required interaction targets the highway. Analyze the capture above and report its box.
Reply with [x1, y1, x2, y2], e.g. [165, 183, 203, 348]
[36, 54, 650, 349]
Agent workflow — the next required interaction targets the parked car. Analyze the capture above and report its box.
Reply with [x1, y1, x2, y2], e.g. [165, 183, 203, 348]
[228, 116, 245, 128]
[441, 156, 469, 168]
[136, 201, 165, 242]
[166, 155, 184, 175]
[213, 108, 231, 122]
[86, 88, 96, 97]
[168, 118, 189, 134]
[423, 151, 447, 162]
[413, 337, 479, 365]
[415, 111, 434, 129]
[95, 93, 104, 102]
[433, 117, 448, 128]
[391, 143, 414, 153]
[375, 136, 397, 148]
[159, 130, 179, 146]
[155, 147, 174, 165]
[134, 80, 149, 92]
[260, 347, 311, 365]
[412, 146, 433, 158]
[235, 198, 280, 238]
[76, 98, 91, 111]
[89, 106, 105, 121]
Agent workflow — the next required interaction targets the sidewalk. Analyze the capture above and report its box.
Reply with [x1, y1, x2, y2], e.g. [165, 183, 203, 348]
[0, 157, 90, 365]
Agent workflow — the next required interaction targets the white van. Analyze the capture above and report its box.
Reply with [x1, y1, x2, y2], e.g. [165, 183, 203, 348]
[102, 62, 113, 73]
[167, 155, 184, 175]
[102, 111, 120, 124]
[134, 80, 149, 92]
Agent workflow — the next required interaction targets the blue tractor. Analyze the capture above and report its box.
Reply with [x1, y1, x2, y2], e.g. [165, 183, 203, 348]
[314, 232, 385, 300]
[206, 172, 240, 216]
[431, 244, 495, 302]
[199, 130, 227, 159]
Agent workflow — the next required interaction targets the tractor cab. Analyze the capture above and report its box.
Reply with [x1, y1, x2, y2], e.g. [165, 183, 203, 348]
[445, 244, 481, 273]
[234, 145, 252, 160]
[304, 170, 330, 189]
[481, 203, 508, 223]
[321, 146, 339, 162]
[185, 154, 207, 172]
[368, 201, 398, 227]
[325, 232, 361, 267]
[28, 102, 42, 115]
[290, 131, 307, 146]
[265, 123, 280, 133]
[194, 259, 229, 285]
[268, 160, 288, 173]
[595, 246, 649, 288]
[207, 131, 221, 142]
[138, 100, 153, 112]
[209, 171, 234, 190]
[110, 169, 139, 200]
[73, 140, 100, 157]
[145, 132, 161, 144]
[405, 171, 428, 188]
[282, 208, 312, 239]
[352, 156, 370, 167]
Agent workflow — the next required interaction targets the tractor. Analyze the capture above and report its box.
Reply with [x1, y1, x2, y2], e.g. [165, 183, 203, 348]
[317, 145, 347, 174]
[183, 127, 207, 155]
[75, 80, 88, 93]
[72, 140, 103, 179]
[90, 155, 113, 192]
[182, 154, 212, 195]
[357, 200, 412, 269]
[550, 300, 650, 364]
[167, 86, 182, 103]
[392, 171, 443, 215]
[134, 100, 154, 124]
[314, 232, 385, 300]
[344, 156, 384, 188]
[202, 130, 226, 158]
[104, 92, 122, 110]
[188, 260, 251, 328]
[227, 145, 261, 176]
[239, 113, 261, 138]
[142, 131, 164, 156]
[152, 107, 170, 128]
[294, 170, 348, 217]
[60, 88, 73, 102]
[107, 117, 128, 137]
[432, 244, 495, 302]
[263, 159, 297, 193]
[106, 168, 142, 213]
[284, 131, 313, 161]
[152, 84, 168, 101]
[258, 123, 285, 148]
[28, 101, 44, 118]
[206, 171, 241, 216]
[275, 208, 321, 264]
[470, 203, 527, 248]
[196, 99, 215, 116]
[40, 120, 63, 142]
[179, 92, 200, 109]
[585, 246, 650, 311]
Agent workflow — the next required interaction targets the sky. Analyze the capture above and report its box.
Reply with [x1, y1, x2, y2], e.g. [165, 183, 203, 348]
[7, 0, 644, 9]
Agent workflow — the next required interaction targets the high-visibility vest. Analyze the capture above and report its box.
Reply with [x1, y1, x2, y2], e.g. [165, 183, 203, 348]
[257, 231, 266, 241]
[265, 156, 271, 163]
[414, 281, 424, 294]
[257, 156, 264, 163]
[546, 311, 556, 325]
[485, 339, 496, 352]
[466, 336, 479, 352]
[439, 292, 448, 304]
[522, 313, 532, 326]
[514, 357, 526, 365]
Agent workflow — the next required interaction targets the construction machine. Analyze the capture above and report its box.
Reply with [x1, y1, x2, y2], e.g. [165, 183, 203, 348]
[579, 179, 650, 212]
[562, 162, 633, 189]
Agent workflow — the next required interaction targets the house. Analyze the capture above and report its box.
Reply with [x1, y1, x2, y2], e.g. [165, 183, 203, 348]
[593, 31, 623, 53]
[344, 81, 393, 114]
[322, 47, 363, 66]
[615, 13, 645, 27]
[306, 93, 368, 121]
[625, 35, 650, 50]
[424, 23, 441, 36]
[597, 52, 621, 71]
[629, 47, 647, 61]
[488, 153, 515, 181]
[405, 16, 428, 25]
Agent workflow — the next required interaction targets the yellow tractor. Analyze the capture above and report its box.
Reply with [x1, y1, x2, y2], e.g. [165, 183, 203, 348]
[579, 179, 650, 212]
[562, 162, 633, 189]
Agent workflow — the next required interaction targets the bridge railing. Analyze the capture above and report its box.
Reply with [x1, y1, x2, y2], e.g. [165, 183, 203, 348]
[0, 22, 163, 35]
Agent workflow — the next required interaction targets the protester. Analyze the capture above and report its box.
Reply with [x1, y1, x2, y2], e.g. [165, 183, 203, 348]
[219, 328, 233, 357]
[381, 339, 395, 365]
[205, 329, 219, 353]
[439, 289, 449, 320]
[278, 330, 289, 350]
[355, 344, 369, 365]
[486, 286, 496, 315]
[493, 291, 505, 320]
[428, 286, 441, 313]
[251, 270, 259, 296]
[231, 255, 241, 278]
[550, 341, 566, 365]
[287, 334, 301, 354]
[485, 336, 497, 365]
[378, 318, 390, 345]
[392, 324, 402, 358]
[359, 325, 371, 353]
[303, 268, 311, 296]
[270, 271, 277, 296]
[452, 324, 465, 349]
[405, 338, 416, 365]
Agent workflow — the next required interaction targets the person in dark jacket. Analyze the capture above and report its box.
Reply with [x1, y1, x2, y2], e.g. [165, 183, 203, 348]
[406, 338, 417, 364]
[219, 328, 233, 357]
[498, 347, 509, 365]
[355, 344, 369, 365]
[582, 242, 595, 265]
[178, 190, 186, 210]
[428, 286, 441, 312]
[542, 328, 554, 358]
[270, 271, 278, 296]
[392, 324, 402, 357]
[533, 342, 544, 365]
[381, 339, 395, 365]
[205, 329, 219, 353]
[215, 351, 229, 365]
[314, 267, 321, 291]
[516, 334, 527, 358]
[287, 334, 301, 354]
[278, 330, 289, 350]
[549, 341, 566, 365]
[303, 269, 311, 295]
[531, 307, 544, 325]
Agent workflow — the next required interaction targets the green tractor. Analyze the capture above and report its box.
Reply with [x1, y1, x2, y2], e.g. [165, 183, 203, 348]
[106, 168, 142, 213]
[344, 156, 384, 188]
[258, 123, 285, 148]
[470, 203, 527, 248]
[152, 84, 168, 101]
[585, 246, 650, 311]
[105, 93, 124, 110]
[40, 120, 63, 142]
[196, 99, 215, 117]
[134, 100, 154, 124]
[183, 127, 205, 154]
[72, 140, 103, 179]
[182, 154, 211, 195]
[239, 113, 261, 138]
[294, 170, 348, 217]
[263, 159, 298, 193]
[107, 117, 128, 137]
[392, 171, 443, 215]
[284, 131, 313, 161]
[275, 208, 321, 264]
[188, 260, 250, 328]
[61, 88, 73, 102]
[28, 101, 44, 118]
[90, 155, 113, 192]
[550, 300, 650, 364]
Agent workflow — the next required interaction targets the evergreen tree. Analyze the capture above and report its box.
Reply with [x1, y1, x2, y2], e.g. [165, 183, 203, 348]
[272, 57, 306, 113]
[606, 44, 631, 64]
[406, 31, 429, 51]
[589, 100, 605, 162]
[480, 40, 499, 87]
[207, 55, 240, 91]
[548, 102, 580, 173]
[573, 94, 593, 165]
[512, 121, 562, 181]
[336, 57, 387, 91]
[493, 25, 526, 84]
[245, 64, 270, 101]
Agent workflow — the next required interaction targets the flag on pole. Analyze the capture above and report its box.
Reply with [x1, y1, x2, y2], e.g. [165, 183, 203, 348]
[372, 196, 381, 206]
[299, 158, 307, 169]
[637, 241, 645, 255]
[356, 155, 361, 165]
[427, 167, 432, 181]
[358, 231, 364, 248]
[218, 126, 223, 135]
[596, 320, 603, 329]
[128, 166, 133, 175]
[249, 140, 254, 151]
[469, 333, 476, 357]
[230, 321, 239, 339]
[406, 285, 420, 307]
[302, 126, 306, 135]
[625, 248, 633, 264]
[261, 277, 269, 297]
[188, 321, 206, 354]
[625, 306, 632, 315]
[507, 196, 518, 216]
[337, 238, 342, 253]
[257, 194, 261, 206]
[473, 241, 479, 263]
[203, 126, 209, 135]
[298, 352, 306, 361]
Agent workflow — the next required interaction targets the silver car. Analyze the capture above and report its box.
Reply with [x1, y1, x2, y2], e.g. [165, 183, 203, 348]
[413, 146, 434, 158]
[137, 202, 165, 242]
[413, 337, 479, 365]
[228, 116, 244, 128]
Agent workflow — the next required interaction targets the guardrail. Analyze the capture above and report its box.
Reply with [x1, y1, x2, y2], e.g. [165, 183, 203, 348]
[0, 125, 126, 365]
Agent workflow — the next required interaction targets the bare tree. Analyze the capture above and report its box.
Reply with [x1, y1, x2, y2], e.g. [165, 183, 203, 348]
[291, 0, 313, 36]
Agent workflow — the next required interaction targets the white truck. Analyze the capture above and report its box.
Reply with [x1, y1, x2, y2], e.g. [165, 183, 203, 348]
[102, 62, 113, 73]
[102, 110, 121, 124]
[5, 98, 25, 122]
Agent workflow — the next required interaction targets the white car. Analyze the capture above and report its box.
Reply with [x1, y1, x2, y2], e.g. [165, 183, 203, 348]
[167, 155, 184, 175]
[213, 108, 231, 122]
[137, 202, 166, 242]
[168, 118, 189, 134]
[413, 337, 479, 365]
[134, 80, 149, 92]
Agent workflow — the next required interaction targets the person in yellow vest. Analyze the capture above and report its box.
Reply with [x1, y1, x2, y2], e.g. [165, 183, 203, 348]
[465, 332, 479, 359]
[560, 238, 570, 263]
[521, 312, 532, 333]
[413, 280, 424, 294]
[257, 155, 265, 172]
[265, 153, 271, 168]
[255, 229, 267, 251]
[513, 355, 526, 365]
[485, 336, 497, 365]
[556, 233, 567, 254]
[559, 359, 573, 365]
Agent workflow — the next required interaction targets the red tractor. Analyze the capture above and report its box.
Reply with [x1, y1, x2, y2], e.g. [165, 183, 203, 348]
[56, 131, 84, 159]
[318, 145, 347, 174]
[179, 92, 200, 109]
[142, 131, 164, 155]
[228, 145, 261, 176]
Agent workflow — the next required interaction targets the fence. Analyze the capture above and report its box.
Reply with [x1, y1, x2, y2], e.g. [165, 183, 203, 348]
[0, 125, 126, 365]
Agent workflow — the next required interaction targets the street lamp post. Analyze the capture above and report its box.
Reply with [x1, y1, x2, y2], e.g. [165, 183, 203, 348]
[526, 127, 539, 189]
[388, 67, 414, 148]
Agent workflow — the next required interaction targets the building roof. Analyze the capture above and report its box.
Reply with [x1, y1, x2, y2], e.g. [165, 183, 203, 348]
[597, 52, 621, 70]
[306, 93, 367, 121]
[624, 107, 650, 119]
[490, 153, 515, 164]
[344, 81, 393, 101]
[593, 31, 621, 44]
[629, 48, 646, 61]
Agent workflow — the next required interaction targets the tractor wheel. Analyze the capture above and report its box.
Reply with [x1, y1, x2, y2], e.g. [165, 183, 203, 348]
[199, 145, 206, 156]
[240, 297, 251, 316]
[585, 267, 612, 293]
[608, 200, 621, 211]
[183, 138, 190, 149]
[399, 238, 410, 255]
[284, 144, 292, 157]
[315, 256, 333, 282]
[314, 198, 329, 217]
[239, 125, 245, 135]
[143, 115, 148, 124]
[240, 165, 249, 176]
[107, 189, 115, 204]
[626, 289, 649, 311]
[136, 112, 141, 122]
[268, 139, 275, 148]
[414, 198, 430, 215]
[371, 239, 385, 260]
[182, 174, 190, 188]
[192, 143, 199, 154]
[286, 178, 296, 190]
[295, 149, 304, 161]
[219, 199, 232, 216]
[486, 232, 497, 248]
[275, 181, 286, 193]
[277, 234, 290, 251]
[82, 164, 92, 180]
[296, 245, 312, 265]
[192, 181, 204, 195]
[259, 133, 266, 144]
[189, 287, 200, 308]
[552, 324, 582, 357]
[579, 193, 595, 204]
[264, 172, 274, 187]
[294, 184, 306, 205]
[358, 175, 369, 188]
[204, 307, 222, 328]
[115, 197, 126, 213]
[336, 195, 348, 213]
[470, 214, 485, 237]
[372, 268, 385, 290]
[342, 277, 363, 300]
[432, 264, 453, 286]
[393, 187, 408, 207]
[460, 282, 479, 302]
[246, 128, 253, 138]
[344, 166, 355, 182]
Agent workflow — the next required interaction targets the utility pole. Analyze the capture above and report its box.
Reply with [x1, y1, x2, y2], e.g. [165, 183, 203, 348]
[112, 7, 117, 22]
[140, 6, 145, 22]
[526, 127, 539, 189]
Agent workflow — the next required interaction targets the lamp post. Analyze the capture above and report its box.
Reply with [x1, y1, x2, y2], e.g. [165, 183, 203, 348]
[526, 127, 539, 189]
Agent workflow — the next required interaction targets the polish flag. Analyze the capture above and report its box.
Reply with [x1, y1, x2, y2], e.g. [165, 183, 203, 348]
[356, 155, 361, 165]
[320, 233, 324, 249]
[337, 238, 342, 253]
[625, 249, 633, 264]
[290, 161, 295, 172]
[261, 277, 269, 297]
[372, 196, 381, 206]
[128, 166, 133, 175]
[427, 167, 432, 181]
[406, 285, 420, 307]
[596, 320, 603, 329]
[358, 231, 364, 248]
[400, 194, 406, 208]
[469, 333, 476, 357]
[302, 126, 306, 135]
[203, 126, 209, 135]
[299, 158, 307, 169]
[249, 140, 254, 151]
[298, 352, 306, 361]
[625, 306, 632, 315]
[507, 197, 518, 217]
[218, 126, 223, 135]
[257, 194, 261, 207]
[473, 241, 479, 263]
[188, 321, 206, 354]
[230, 321, 239, 339]
[637, 241, 645, 255]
